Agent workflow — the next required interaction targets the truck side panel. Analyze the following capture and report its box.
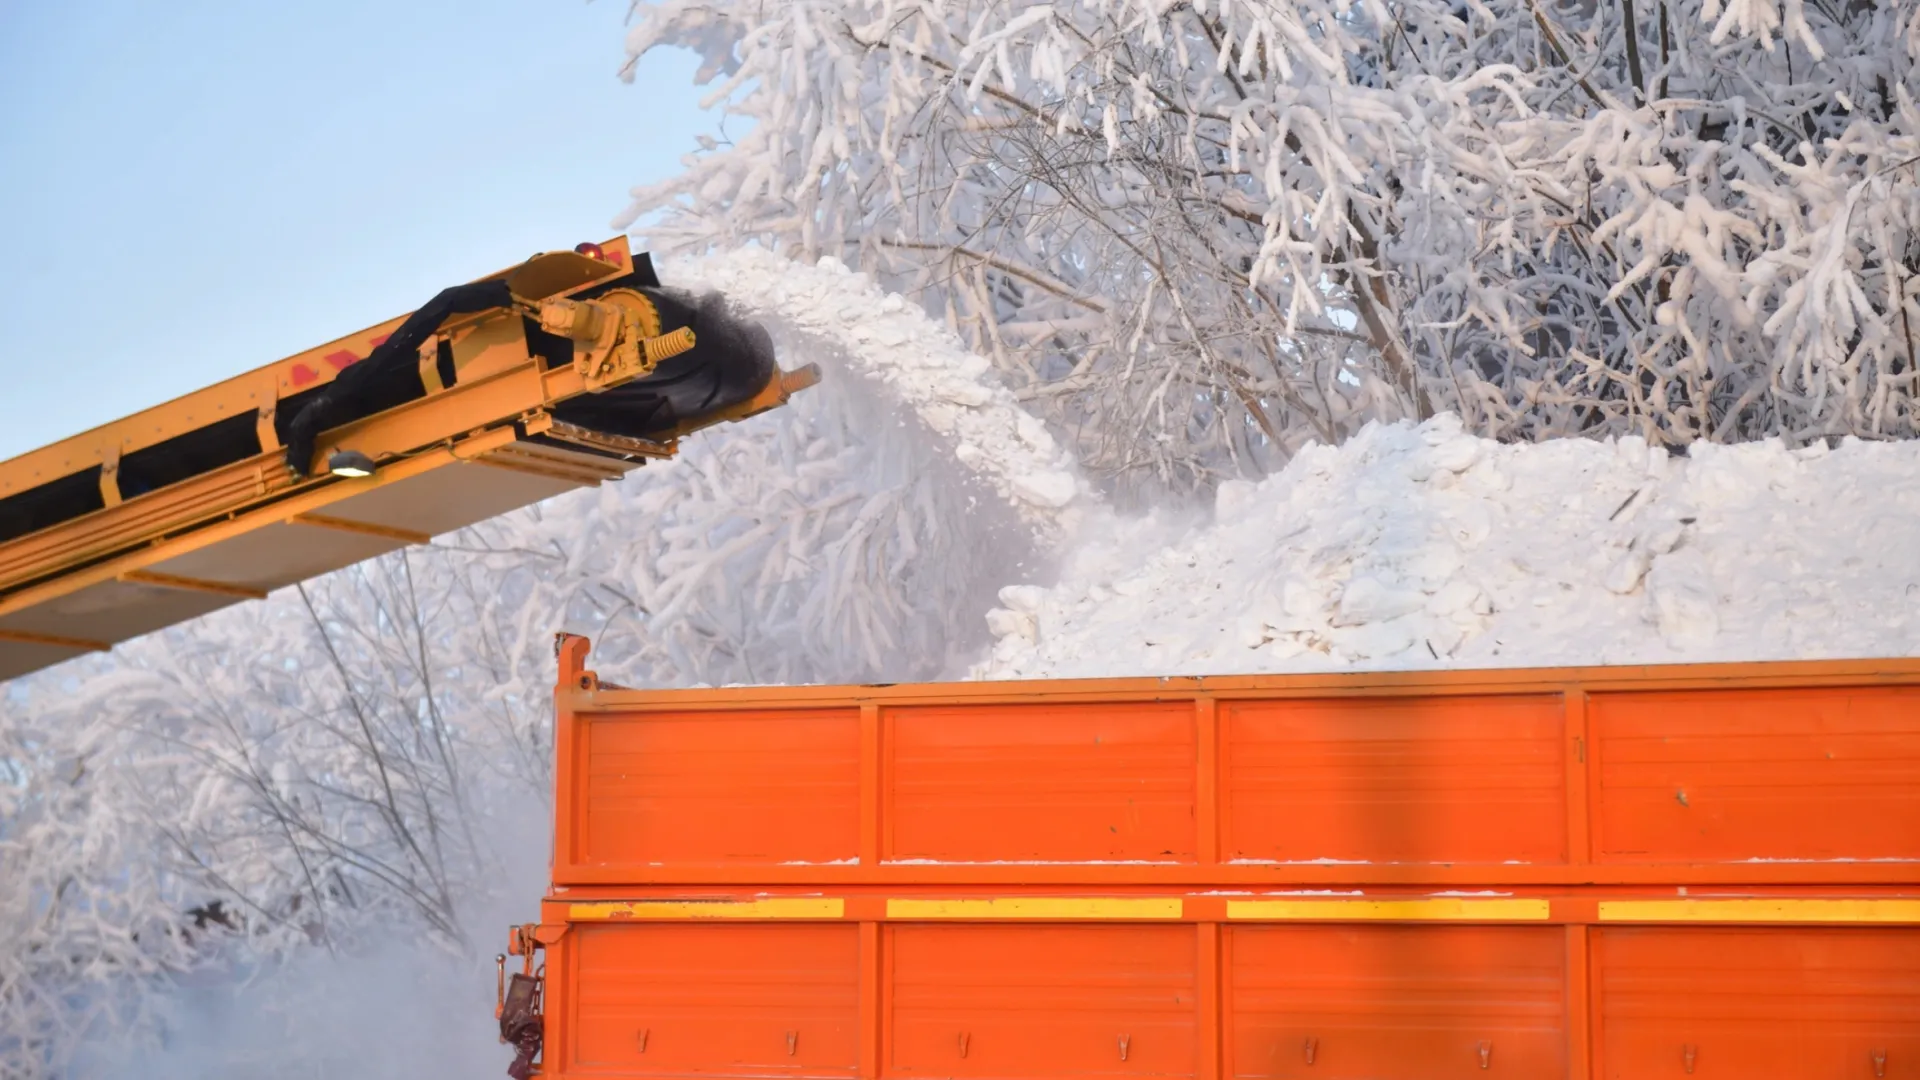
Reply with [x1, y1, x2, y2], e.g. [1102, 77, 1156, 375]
[555, 669, 1920, 884]
[533, 644, 1920, 1079]
[1228, 924, 1568, 1079]
[566, 922, 860, 1078]
[1593, 927, 1920, 1079]
[887, 702, 1199, 865]
[581, 707, 862, 867]
[1221, 694, 1568, 866]
[1590, 686, 1920, 863]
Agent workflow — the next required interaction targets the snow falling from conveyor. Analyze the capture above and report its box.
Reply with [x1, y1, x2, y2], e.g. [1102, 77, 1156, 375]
[675, 250, 1920, 684]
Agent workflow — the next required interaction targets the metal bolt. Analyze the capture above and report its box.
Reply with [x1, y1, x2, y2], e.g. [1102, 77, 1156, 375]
[1303, 1037, 1318, 1065]
[1479, 1041, 1492, 1069]
[1683, 1044, 1697, 1074]
[1119, 1034, 1131, 1062]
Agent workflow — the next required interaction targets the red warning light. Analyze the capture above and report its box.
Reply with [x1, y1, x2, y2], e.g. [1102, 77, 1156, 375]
[574, 242, 607, 262]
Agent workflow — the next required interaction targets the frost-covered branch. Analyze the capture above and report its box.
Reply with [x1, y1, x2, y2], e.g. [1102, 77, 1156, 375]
[619, 0, 1920, 495]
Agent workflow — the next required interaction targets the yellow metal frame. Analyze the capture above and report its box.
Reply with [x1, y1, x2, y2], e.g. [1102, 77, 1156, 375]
[0, 238, 819, 681]
[1, 240, 643, 503]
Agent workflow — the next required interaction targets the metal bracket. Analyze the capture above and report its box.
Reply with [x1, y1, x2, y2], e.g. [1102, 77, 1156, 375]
[546, 418, 677, 461]
[98, 443, 122, 509]
[538, 290, 695, 393]
[418, 334, 446, 394]
[256, 376, 281, 453]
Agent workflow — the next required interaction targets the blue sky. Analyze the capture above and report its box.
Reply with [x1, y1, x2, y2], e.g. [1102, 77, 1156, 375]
[0, 0, 718, 461]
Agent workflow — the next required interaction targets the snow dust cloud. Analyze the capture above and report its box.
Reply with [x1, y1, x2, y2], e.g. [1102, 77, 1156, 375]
[69, 791, 550, 1080]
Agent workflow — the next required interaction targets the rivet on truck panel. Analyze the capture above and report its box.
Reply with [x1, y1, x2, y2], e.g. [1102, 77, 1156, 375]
[958, 1032, 969, 1059]
[637, 1029, 648, 1054]
[1683, 1044, 1697, 1074]
[1303, 1037, 1317, 1065]
[1119, 1034, 1130, 1062]
[1479, 1041, 1491, 1069]
[1873, 1049, 1887, 1078]
[787, 1030, 798, 1056]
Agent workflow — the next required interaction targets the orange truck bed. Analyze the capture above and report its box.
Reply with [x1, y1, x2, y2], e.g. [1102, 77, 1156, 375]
[515, 636, 1920, 1079]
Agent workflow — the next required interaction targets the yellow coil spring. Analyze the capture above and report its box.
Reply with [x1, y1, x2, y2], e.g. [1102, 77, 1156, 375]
[643, 326, 697, 366]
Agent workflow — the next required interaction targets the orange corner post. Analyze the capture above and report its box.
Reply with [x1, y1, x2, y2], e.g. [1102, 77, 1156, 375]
[555, 632, 593, 690]
[551, 633, 594, 877]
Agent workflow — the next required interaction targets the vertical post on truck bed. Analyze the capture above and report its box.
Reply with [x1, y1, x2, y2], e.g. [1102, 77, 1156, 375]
[1568, 924, 1593, 1080]
[1198, 922, 1223, 1080]
[858, 921, 882, 1078]
[542, 632, 596, 1080]
[1564, 685, 1593, 866]
[1195, 695, 1225, 1080]
[857, 702, 884, 1079]
[859, 704, 882, 868]
[1195, 696, 1221, 865]
[553, 634, 593, 880]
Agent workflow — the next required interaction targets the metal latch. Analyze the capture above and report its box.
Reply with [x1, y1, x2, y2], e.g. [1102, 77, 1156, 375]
[496, 923, 559, 1079]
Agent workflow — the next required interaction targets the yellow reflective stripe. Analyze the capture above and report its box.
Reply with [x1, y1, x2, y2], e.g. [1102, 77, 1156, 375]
[1598, 899, 1920, 924]
[1227, 898, 1550, 921]
[886, 898, 1184, 920]
[568, 899, 844, 921]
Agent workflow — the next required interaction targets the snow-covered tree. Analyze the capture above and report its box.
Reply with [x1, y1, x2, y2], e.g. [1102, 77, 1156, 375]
[619, 0, 1920, 494]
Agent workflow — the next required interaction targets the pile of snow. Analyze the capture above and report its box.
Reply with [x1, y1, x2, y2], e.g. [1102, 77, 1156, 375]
[974, 415, 1920, 679]
[654, 255, 1920, 679]
[665, 248, 1095, 534]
